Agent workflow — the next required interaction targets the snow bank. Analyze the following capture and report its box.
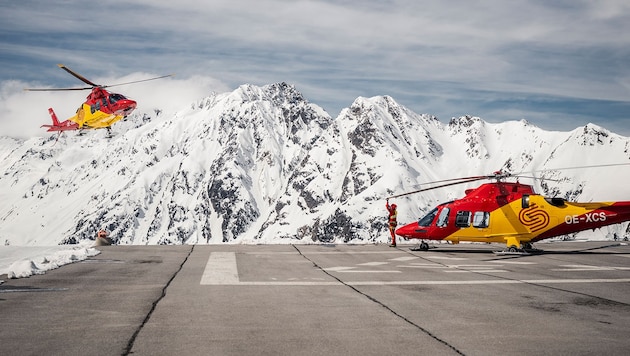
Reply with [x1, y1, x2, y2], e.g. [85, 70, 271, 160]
[0, 242, 100, 280]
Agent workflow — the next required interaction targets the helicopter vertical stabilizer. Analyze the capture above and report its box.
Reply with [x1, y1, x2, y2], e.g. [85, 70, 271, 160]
[48, 108, 60, 126]
[41, 108, 79, 132]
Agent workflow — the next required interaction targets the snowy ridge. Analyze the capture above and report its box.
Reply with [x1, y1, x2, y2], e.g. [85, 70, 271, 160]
[1, 83, 630, 246]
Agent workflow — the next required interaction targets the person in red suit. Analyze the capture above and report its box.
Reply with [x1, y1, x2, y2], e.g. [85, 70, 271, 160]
[386, 199, 397, 247]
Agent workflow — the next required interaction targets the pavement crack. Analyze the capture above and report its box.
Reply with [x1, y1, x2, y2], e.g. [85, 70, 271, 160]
[292, 245, 466, 356]
[122, 245, 195, 356]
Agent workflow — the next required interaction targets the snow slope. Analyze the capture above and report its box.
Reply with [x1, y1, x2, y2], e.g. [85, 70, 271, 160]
[0, 242, 99, 279]
[1, 83, 629, 246]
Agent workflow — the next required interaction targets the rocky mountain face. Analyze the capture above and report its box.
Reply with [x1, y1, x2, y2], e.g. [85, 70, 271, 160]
[1, 83, 629, 245]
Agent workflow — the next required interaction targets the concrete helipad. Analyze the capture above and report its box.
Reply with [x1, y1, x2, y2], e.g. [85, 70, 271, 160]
[1, 241, 630, 355]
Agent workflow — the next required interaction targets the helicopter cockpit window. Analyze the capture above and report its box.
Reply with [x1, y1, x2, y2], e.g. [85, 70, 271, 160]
[418, 207, 438, 227]
[472, 211, 490, 228]
[108, 93, 126, 105]
[455, 211, 471, 227]
[436, 207, 450, 227]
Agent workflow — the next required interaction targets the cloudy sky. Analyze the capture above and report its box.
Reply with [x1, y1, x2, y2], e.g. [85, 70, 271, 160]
[1, 0, 629, 138]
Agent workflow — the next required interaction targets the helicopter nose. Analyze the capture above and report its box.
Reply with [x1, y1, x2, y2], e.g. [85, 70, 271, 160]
[395, 222, 426, 239]
[115, 99, 137, 115]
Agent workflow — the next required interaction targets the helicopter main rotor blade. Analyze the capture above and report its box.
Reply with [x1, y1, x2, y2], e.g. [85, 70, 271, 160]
[520, 163, 630, 175]
[25, 65, 173, 91]
[387, 163, 630, 200]
[57, 64, 99, 87]
[387, 176, 486, 199]
[101, 74, 174, 89]
[24, 86, 93, 92]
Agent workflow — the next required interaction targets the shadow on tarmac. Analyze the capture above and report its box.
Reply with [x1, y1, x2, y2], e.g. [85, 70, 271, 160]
[404, 242, 626, 256]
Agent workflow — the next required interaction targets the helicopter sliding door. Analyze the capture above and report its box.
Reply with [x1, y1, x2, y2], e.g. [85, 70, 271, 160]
[452, 210, 492, 241]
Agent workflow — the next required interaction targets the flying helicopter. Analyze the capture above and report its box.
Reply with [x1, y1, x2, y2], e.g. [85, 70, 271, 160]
[391, 165, 630, 253]
[25, 64, 172, 138]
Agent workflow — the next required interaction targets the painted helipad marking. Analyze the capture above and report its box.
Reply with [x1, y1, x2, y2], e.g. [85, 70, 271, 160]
[399, 263, 508, 273]
[449, 264, 500, 269]
[443, 269, 508, 273]
[389, 256, 418, 262]
[200, 252, 240, 285]
[400, 263, 444, 269]
[552, 264, 630, 272]
[489, 260, 536, 265]
[0, 287, 69, 293]
[346, 278, 630, 286]
[324, 266, 356, 272]
[423, 256, 468, 261]
[203, 278, 630, 286]
[331, 270, 401, 273]
[200, 252, 630, 286]
[324, 266, 401, 273]
[358, 261, 389, 266]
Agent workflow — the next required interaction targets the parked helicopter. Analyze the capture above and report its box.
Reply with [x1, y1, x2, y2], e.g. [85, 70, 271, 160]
[391, 166, 630, 253]
[25, 64, 172, 138]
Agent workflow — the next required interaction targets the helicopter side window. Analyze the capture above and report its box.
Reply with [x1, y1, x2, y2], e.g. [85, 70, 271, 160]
[418, 207, 438, 227]
[436, 207, 450, 227]
[545, 197, 566, 207]
[472, 211, 490, 228]
[455, 211, 471, 227]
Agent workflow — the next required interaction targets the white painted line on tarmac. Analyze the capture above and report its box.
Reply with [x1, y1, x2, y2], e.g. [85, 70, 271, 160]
[243, 250, 407, 255]
[399, 264, 444, 269]
[200, 252, 630, 286]
[324, 266, 356, 272]
[443, 270, 508, 273]
[200, 252, 240, 285]
[552, 265, 630, 271]
[324, 266, 401, 273]
[423, 256, 468, 261]
[207, 278, 630, 286]
[358, 261, 390, 266]
[222, 281, 343, 286]
[449, 264, 501, 268]
[347, 278, 630, 286]
[389, 256, 418, 262]
[334, 270, 402, 273]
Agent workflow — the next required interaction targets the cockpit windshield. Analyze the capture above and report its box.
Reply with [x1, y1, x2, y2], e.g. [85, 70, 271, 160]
[418, 207, 438, 227]
[108, 93, 127, 105]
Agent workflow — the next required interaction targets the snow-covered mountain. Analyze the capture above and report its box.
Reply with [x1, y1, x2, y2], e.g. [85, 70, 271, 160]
[1, 83, 629, 246]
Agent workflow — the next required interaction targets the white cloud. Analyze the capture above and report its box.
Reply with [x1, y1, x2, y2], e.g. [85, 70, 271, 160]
[1, 0, 629, 137]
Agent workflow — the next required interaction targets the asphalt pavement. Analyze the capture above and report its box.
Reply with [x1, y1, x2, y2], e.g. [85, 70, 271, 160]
[1, 241, 630, 356]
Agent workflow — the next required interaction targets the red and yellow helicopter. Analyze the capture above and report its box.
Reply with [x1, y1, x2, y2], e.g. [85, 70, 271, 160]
[391, 166, 630, 253]
[25, 64, 172, 137]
